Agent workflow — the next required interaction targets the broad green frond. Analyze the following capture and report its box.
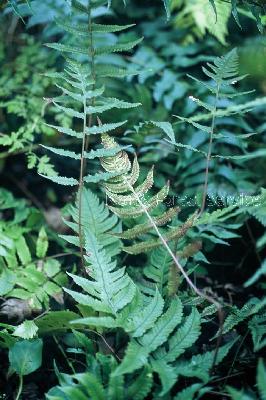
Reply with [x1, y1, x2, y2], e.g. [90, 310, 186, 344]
[65, 187, 121, 255]
[65, 232, 135, 315]
[113, 297, 183, 376]
[143, 247, 172, 295]
[125, 289, 164, 337]
[162, 308, 201, 362]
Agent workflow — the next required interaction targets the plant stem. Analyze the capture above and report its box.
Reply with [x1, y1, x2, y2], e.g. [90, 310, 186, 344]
[200, 86, 220, 215]
[15, 375, 23, 400]
[77, 93, 88, 271]
[53, 335, 76, 374]
[77, 3, 96, 271]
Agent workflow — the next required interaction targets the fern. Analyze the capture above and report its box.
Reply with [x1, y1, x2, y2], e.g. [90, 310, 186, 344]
[99, 134, 197, 254]
[142, 247, 172, 295]
[46, 356, 153, 400]
[248, 312, 266, 351]
[40, 0, 198, 261]
[0, 190, 66, 311]
[214, 298, 266, 338]
[62, 187, 121, 256]
[65, 231, 136, 315]
[171, 48, 265, 213]
[174, 337, 238, 382]
[227, 358, 266, 400]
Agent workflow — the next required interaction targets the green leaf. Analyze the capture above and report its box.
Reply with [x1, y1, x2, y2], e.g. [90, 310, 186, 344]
[16, 235, 31, 265]
[257, 359, 266, 400]
[91, 23, 135, 33]
[9, 339, 43, 376]
[151, 359, 177, 395]
[45, 124, 83, 139]
[84, 171, 124, 183]
[188, 0, 231, 45]
[42, 146, 81, 160]
[131, 289, 164, 337]
[45, 43, 88, 55]
[35, 311, 80, 334]
[95, 37, 143, 55]
[163, 308, 201, 362]
[0, 269, 16, 295]
[40, 175, 78, 186]
[36, 227, 48, 258]
[113, 341, 149, 376]
[140, 297, 183, 352]
[244, 259, 266, 287]
[174, 383, 203, 400]
[13, 321, 38, 339]
[151, 121, 175, 142]
[85, 121, 127, 135]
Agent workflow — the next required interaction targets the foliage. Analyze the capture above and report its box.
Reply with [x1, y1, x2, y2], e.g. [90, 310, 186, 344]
[0, 30, 59, 175]
[0, 0, 265, 399]
[0, 189, 67, 312]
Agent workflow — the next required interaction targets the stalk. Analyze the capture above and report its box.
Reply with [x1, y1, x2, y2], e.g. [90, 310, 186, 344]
[77, 2, 96, 271]
[200, 85, 220, 215]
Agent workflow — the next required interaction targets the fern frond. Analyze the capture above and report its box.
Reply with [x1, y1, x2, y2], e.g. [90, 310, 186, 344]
[65, 232, 135, 315]
[143, 247, 172, 295]
[162, 308, 201, 362]
[113, 297, 183, 376]
[97, 132, 197, 254]
[114, 207, 179, 240]
[85, 121, 127, 135]
[202, 48, 239, 85]
[150, 359, 177, 395]
[84, 170, 128, 184]
[45, 43, 88, 56]
[215, 298, 265, 338]
[174, 338, 238, 382]
[64, 187, 121, 256]
[249, 312, 266, 351]
[96, 65, 141, 78]
[257, 359, 266, 400]
[45, 124, 83, 139]
[40, 175, 78, 186]
[118, 289, 165, 337]
[95, 37, 143, 55]
[126, 367, 153, 400]
[123, 213, 196, 254]
[55, 20, 135, 35]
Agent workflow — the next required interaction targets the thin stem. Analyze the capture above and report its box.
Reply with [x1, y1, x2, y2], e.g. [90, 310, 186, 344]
[77, 4, 96, 271]
[222, 330, 249, 389]
[200, 86, 220, 215]
[15, 375, 23, 400]
[84, 2, 96, 157]
[77, 94, 88, 271]
[53, 335, 76, 375]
